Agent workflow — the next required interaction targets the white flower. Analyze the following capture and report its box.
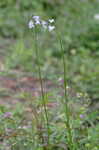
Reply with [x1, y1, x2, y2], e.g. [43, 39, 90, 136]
[76, 92, 83, 98]
[48, 19, 54, 23]
[32, 16, 41, 25]
[28, 20, 35, 29]
[41, 20, 48, 29]
[32, 16, 40, 21]
[35, 20, 41, 25]
[28, 16, 55, 31]
[66, 85, 69, 89]
[48, 25, 55, 31]
[94, 14, 99, 20]
[42, 20, 47, 26]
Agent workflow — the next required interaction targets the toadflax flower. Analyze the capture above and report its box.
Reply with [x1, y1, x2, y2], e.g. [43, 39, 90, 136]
[48, 19, 54, 23]
[48, 25, 55, 32]
[41, 20, 48, 29]
[80, 114, 84, 119]
[32, 16, 41, 25]
[28, 20, 35, 29]
[3, 112, 12, 118]
[35, 20, 41, 25]
[32, 16, 40, 21]
[28, 15, 55, 32]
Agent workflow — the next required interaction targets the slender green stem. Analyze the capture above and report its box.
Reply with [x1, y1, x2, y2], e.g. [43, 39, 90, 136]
[57, 32, 74, 150]
[33, 28, 50, 148]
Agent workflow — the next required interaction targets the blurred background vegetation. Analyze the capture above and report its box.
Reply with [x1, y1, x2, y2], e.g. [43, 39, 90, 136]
[0, 0, 99, 99]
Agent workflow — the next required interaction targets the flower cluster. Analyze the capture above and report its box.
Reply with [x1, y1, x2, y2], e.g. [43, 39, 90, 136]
[3, 112, 12, 118]
[28, 16, 55, 32]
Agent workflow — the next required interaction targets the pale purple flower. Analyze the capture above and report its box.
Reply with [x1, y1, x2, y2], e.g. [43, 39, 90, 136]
[32, 16, 41, 25]
[41, 20, 48, 25]
[42, 21, 47, 25]
[35, 20, 41, 25]
[41, 20, 48, 29]
[28, 20, 35, 29]
[32, 16, 40, 21]
[3, 112, 12, 118]
[48, 25, 55, 32]
[80, 114, 84, 119]
[48, 19, 54, 23]
[28, 16, 55, 32]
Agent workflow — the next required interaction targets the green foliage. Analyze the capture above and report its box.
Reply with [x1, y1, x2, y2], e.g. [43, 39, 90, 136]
[0, 0, 43, 37]
[0, 0, 99, 150]
[3, 0, 99, 98]
[5, 39, 35, 71]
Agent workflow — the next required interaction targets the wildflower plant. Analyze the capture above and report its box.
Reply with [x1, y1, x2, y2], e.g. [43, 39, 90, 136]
[28, 16, 55, 32]
[28, 15, 75, 150]
[28, 15, 55, 149]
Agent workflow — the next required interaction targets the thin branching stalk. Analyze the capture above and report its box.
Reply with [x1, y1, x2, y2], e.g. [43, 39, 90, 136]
[33, 28, 50, 149]
[57, 32, 74, 150]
